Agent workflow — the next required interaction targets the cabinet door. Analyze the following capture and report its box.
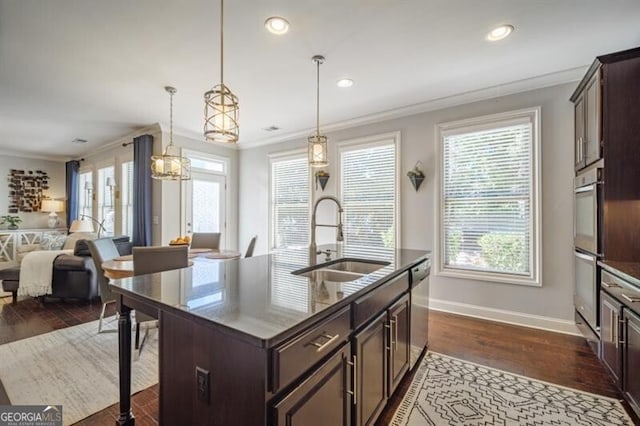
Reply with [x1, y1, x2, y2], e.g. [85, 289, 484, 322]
[353, 312, 387, 426]
[574, 94, 586, 170]
[273, 343, 351, 426]
[623, 309, 640, 417]
[584, 69, 602, 166]
[600, 291, 622, 385]
[388, 294, 410, 395]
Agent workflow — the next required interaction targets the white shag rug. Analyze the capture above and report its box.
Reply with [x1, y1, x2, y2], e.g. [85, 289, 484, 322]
[0, 318, 158, 425]
[392, 352, 634, 426]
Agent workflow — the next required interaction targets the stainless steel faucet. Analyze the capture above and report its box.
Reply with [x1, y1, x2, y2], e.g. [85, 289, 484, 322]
[310, 195, 344, 262]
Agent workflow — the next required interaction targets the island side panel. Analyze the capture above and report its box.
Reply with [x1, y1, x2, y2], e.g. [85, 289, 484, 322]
[160, 310, 269, 425]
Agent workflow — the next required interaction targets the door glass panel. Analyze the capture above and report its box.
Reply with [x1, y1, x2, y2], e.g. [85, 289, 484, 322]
[192, 179, 221, 232]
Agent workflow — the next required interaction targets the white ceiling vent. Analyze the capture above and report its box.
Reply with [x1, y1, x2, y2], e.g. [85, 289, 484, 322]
[72, 138, 88, 144]
[263, 126, 280, 132]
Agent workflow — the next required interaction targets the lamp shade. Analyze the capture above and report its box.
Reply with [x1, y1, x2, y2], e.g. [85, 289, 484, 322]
[41, 199, 64, 213]
[69, 218, 94, 233]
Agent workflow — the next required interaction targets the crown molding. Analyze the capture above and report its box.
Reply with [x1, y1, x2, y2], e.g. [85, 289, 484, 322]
[75, 123, 163, 160]
[237, 65, 587, 150]
[166, 124, 240, 150]
[0, 149, 70, 163]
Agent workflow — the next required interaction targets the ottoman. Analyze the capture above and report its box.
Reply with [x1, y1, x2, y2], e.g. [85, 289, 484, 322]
[0, 266, 20, 304]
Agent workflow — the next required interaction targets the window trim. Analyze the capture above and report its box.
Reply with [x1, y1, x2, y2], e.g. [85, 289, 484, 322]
[435, 107, 542, 287]
[268, 149, 311, 251]
[337, 131, 401, 249]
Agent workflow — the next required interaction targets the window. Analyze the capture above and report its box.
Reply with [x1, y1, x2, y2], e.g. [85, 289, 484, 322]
[121, 161, 134, 237]
[437, 108, 541, 286]
[270, 155, 310, 250]
[339, 135, 398, 249]
[78, 171, 92, 218]
[97, 165, 115, 237]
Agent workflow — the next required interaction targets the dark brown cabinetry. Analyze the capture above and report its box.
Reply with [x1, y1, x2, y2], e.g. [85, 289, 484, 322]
[388, 294, 410, 395]
[600, 290, 622, 384]
[573, 69, 602, 171]
[623, 309, 640, 415]
[353, 313, 388, 426]
[273, 343, 352, 426]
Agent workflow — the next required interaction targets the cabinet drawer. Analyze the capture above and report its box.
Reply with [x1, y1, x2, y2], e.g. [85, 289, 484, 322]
[271, 306, 350, 393]
[352, 272, 409, 330]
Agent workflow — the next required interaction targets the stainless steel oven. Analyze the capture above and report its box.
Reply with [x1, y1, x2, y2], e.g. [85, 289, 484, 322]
[574, 249, 599, 333]
[574, 166, 603, 256]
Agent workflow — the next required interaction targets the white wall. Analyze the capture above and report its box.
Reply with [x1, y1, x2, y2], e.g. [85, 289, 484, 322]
[239, 83, 576, 332]
[0, 155, 66, 229]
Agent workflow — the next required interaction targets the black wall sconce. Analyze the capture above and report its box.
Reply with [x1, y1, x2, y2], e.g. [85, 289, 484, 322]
[315, 170, 330, 191]
[407, 161, 425, 191]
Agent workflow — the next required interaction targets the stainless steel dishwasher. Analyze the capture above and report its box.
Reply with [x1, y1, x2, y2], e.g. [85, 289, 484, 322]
[409, 259, 430, 369]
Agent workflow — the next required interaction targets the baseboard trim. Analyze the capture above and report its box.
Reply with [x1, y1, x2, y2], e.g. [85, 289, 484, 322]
[423, 297, 581, 336]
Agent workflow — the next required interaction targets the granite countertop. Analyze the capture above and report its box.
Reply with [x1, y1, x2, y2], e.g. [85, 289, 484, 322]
[598, 260, 640, 289]
[110, 244, 429, 347]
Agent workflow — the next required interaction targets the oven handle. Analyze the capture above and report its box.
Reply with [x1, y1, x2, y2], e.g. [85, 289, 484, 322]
[574, 251, 596, 262]
[574, 184, 597, 193]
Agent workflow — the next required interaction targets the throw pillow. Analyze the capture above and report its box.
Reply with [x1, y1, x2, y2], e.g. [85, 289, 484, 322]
[40, 232, 67, 251]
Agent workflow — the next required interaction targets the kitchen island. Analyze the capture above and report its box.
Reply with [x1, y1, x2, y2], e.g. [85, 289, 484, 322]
[110, 244, 430, 425]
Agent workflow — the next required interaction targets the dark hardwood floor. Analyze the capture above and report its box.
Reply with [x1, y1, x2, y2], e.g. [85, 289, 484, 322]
[1, 295, 637, 425]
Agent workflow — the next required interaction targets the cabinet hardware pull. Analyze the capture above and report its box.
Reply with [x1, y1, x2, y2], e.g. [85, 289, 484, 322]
[601, 281, 620, 289]
[622, 294, 640, 303]
[309, 333, 340, 351]
[614, 312, 618, 349]
[393, 316, 399, 353]
[347, 355, 357, 405]
[390, 318, 396, 352]
[610, 309, 614, 343]
[385, 321, 392, 351]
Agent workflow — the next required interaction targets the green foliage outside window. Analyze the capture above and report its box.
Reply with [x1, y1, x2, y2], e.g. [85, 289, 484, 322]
[478, 233, 525, 272]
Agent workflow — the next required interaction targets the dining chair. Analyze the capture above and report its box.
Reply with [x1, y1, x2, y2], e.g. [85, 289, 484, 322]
[87, 238, 121, 334]
[190, 232, 221, 250]
[132, 245, 189, 356]
[245, 235, 257, 258]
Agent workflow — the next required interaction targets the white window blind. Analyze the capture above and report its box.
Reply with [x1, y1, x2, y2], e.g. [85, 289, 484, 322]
[121, 161, 134, 237]
[97, 166, 115, 236]
[439, 109, 540, 285]
[271, 157, 309, 249]
[78, 171, 92, 218]
[340, 142, 396, 248]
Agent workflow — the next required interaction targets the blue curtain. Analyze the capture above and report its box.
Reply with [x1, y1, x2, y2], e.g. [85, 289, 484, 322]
[132, 134, 153, 246]
[65, 160, 80, 228]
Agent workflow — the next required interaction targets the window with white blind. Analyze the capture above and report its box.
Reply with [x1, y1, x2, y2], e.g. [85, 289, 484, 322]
[339, 135, 398, 249]
[78, 171, 93, 218]
[270, 155, 310, 249]
[97, 165, 115, 237]
[437, 108, 541, 286]
[121, 161, 134, 237]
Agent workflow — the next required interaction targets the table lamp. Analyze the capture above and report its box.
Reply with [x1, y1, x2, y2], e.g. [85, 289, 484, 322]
[41, 199, 64, 228]
[69, 215, 105, 237]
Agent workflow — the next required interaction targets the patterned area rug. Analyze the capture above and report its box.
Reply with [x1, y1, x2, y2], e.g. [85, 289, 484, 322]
[392, 352, 633, 425]
[0, 318, 158, 425]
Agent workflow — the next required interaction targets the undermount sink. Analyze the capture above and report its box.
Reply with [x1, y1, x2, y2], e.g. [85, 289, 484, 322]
[323, 260, 389, 275]
[296, 269, 365, 283]
[292, 258, 390, 282]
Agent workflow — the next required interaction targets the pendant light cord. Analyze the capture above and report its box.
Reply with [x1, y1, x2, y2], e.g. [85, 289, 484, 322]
[220, 0, 224, 86]
[316, 58, 320, 136]
[169, 89, 174, 146]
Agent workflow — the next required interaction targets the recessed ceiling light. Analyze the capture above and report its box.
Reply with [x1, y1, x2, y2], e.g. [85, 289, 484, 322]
[336, 78, 354, 88]
[487, 24, 514, 41]
[265, 17, 290, 35]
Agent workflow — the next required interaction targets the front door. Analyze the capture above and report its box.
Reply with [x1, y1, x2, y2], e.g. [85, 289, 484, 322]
[183, 171, 226, 247]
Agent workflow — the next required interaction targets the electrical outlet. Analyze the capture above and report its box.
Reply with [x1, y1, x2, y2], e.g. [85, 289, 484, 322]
[196, 366, 210, 404]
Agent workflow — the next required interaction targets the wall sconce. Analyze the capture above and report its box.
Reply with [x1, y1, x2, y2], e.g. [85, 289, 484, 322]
[315, 170, 330, 191]
[407, 161, 425, 191]
[106, 177, 117, 206]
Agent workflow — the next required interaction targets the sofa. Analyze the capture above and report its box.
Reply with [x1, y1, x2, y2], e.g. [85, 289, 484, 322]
[51, 235, 132, 301]
[0, 235, 132, 303]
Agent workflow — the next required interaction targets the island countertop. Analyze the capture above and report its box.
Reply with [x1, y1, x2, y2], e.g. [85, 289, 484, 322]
[109, 244, 429, 348]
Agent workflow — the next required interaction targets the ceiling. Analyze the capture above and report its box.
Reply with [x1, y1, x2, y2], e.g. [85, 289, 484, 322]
[1, 0, 639, 159]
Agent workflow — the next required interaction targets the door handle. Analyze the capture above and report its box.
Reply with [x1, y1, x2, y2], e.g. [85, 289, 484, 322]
[347, 355, 357, 405]
[601, 281, 620, 289]
[308, 333, 340, 352]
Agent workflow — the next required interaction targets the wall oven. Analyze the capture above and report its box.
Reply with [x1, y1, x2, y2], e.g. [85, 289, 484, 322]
[574, 166, 603, 256]
[574, 250, 599, 333]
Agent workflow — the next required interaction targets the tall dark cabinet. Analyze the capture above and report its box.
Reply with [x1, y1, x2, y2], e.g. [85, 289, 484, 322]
[572, 45, 640, 421]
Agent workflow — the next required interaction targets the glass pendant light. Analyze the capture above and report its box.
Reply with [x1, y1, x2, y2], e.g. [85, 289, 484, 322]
[151, 86, 191, 180]
[308, 55, 328, 167]
[204, 0, 239, 143]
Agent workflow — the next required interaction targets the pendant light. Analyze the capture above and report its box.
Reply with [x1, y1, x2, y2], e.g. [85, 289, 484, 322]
[308, 55, 328, 167]
[204, 0, 239, 143]
[151, 86, 191, 180]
